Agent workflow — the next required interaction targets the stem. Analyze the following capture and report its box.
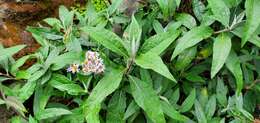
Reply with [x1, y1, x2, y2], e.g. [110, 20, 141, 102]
[245, 79, 260, 90]
[0, 72, 15, 79]
[125, 57, 135, 74]
[213, 28, 231, 35]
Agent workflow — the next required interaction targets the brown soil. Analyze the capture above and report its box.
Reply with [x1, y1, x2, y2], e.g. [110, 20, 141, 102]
[0, 0, 78, 58]
[0, 106, 16, 123]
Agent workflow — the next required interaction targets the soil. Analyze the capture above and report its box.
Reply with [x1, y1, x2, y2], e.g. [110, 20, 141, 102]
[0, 0, 81, 122]
[0, 0, 79, 58]
[0, 106, 16, 123]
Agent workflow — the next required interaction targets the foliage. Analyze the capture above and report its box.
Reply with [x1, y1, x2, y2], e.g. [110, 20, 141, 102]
[0, 0, 260, 123]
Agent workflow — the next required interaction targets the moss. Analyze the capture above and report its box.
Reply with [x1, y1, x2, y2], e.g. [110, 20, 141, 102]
[71, 3, 87, 16]
[92, 0, 109, 11]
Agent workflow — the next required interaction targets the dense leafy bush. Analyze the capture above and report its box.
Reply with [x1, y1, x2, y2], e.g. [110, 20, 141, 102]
[0, 0, 260, 122]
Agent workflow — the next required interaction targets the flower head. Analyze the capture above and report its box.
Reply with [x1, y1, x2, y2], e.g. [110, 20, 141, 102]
[83, 51, 105, 74]
[67, 64, 80, 74]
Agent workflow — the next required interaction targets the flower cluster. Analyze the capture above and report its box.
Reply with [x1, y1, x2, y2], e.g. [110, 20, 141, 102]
[67, 51, 105, 74]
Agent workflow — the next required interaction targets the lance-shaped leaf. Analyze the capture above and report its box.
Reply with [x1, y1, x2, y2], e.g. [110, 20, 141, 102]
[156, 0, 169, 19]
[179, 89, 196, 112]
[124, 15, 142, 56]
[141, 30, 181, 55]
[18, 80, 37, 102]
[50, 51, 82, 70]
[135, 52, 176, 82]
[176, 13, 197, 29]
[171, 26, 213, 60]
[211, 33, 232, 78]
[106, 91, 126, 123]
[232, 24, 260, 48]
[194, 100, 207, 123]
[207, 0, 230, 27]
[0, 45, 26, 61]
[175, 46, 197, 70]
[129, 76, 166, 123]
[225, 50, 243, 94]
[37, 108, 72, 120]
[83, 68, 124, 123]
[205, 95, 216, 119]
[242, 0, 260, 46]
[107, 0, 124, 15]
[123, 101, 140, 120]
[161, 101, 189, 122]
[81, 27, 128, 57]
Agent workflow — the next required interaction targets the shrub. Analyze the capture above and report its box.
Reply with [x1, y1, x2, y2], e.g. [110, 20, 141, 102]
[0, 0, 260, 122]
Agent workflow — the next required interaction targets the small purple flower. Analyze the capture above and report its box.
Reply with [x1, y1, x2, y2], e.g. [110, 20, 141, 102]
[67, 64, 80, 74]
[83, 51, 105, 74]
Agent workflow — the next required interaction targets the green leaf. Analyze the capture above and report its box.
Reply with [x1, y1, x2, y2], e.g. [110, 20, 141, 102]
[129, 76, 166, 123]
[51, 51, 82, 70]
[26, 27, 49, 46]
[37, 108, 72, 120]
[185, 72, 205, 83]
[153, 20, 164, 34]
[5, 96, 27, 117]
[194, 100, 207, 123]
[18, 80, 36, 102]
[107, 0, 124, 15]
[225, 50, 243, 94]
[11, 54, 36, 75]
[44, 18, 62, 30]
[106, 91, 126, 123]
[81, 26, 128, 57]
[175, 46, 197, 70]
[48, 74, 84, 95]
[192, 0, 206, 21]
[211, 33, 232, 78]
[128, 15, 142, 43]
[179, 89, 196, 112]
[29, 115, 38, 123]
[156, 0, 169, 19]
[10, 116, 26, 123]
[126, 15, 142, 56]
[161, 101, 189, 122]
[207, 0, 230, 27]
[50, 83, 84, 95]
[135, 52, 176, 82]
[175, 0, 181, 8]
[123, 101, 140, 120]
[216, 78, 228, 107]
[205, 95, 216, 119]
[232, 24, 260, 48]
[242, 0, 260, 46]
[33, 85, 52, 117]
[0, 45, 26, 61]
[16, 70, 31, 80]
[28, 69, 47, 82]
[141, 30, 181, 55]
[223, 0, 242, 8]
[169, 88, 180, 105]
[84, 68, 124, 123]
[176, 13, 197, 29]
[59, 5, 74, 28]
[171, 26, 213, 60]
